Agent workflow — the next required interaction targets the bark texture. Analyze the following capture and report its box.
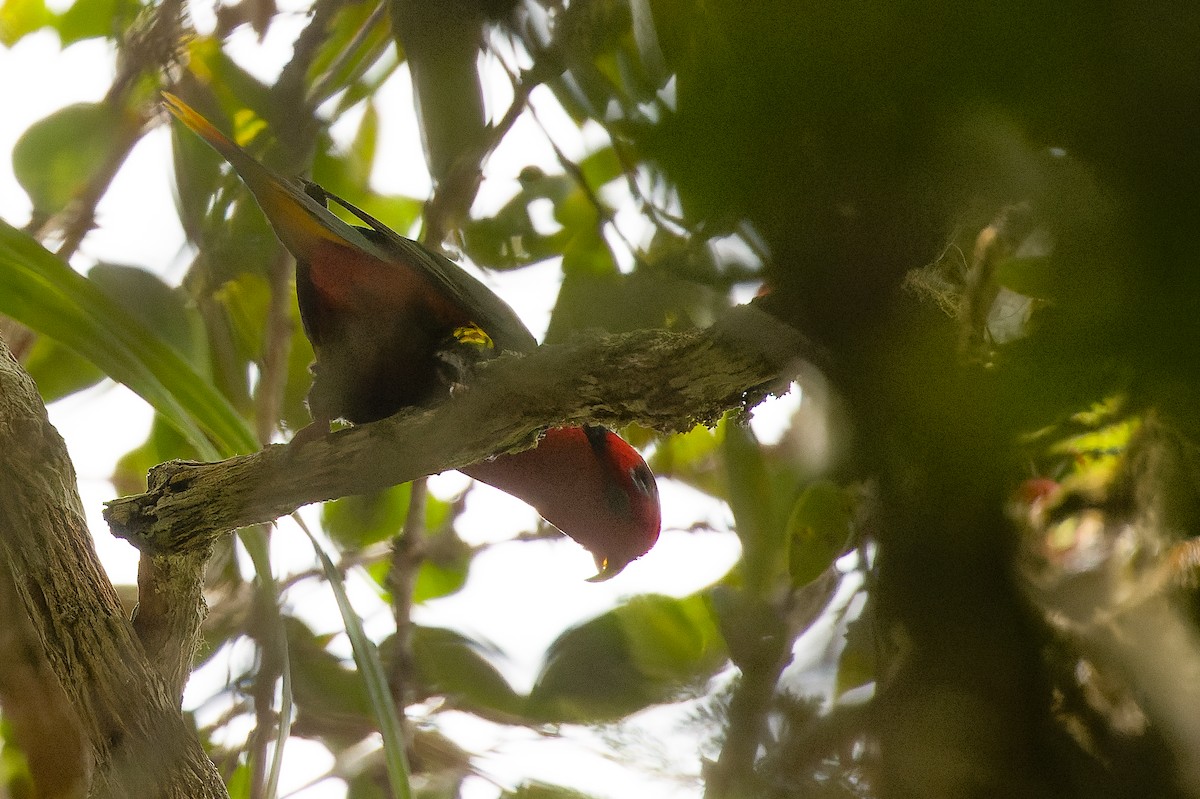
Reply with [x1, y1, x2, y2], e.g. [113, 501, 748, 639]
[106, 306, 813, 555]
[0, 337, 228, 798]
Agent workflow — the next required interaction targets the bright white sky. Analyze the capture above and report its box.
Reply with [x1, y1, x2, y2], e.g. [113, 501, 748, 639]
[0, 14, 817, 798]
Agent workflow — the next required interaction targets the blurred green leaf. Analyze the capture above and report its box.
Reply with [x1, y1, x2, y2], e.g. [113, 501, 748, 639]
[411, 530, 471, 604]
[723, 419, 784, 594]
[992, 255, 1057, 301]
[627, 0, 667, 89]
[307, 0, 394, 107]
[224, 763, 252, 799]
[348, 101, 379, 188]
[615, 593, 725, 683]
[527, 612, 643, 723]
[786, 481, 854, 587]
[462, 169, 575, 270]
[0, 717, 33, 798]
[0, 0, 49, 45]
[312, 104, 382, 203]
[168, 89, 233, 244]
[90, 263, 207, 368]
[389, 0, 485, 184]
[55, 0, 139, 43]
[0, 220, 256, 457]
[411, 558, 468, 604]
[577, 146, 624, 189]
[411, 627, 522, 717]
[12, 103, 129, 217]
[22, 336, 105, 402]
[543, 232, 621, 344]
[323, 484, 411, 550]
[649, 423, 721, 494]
[529, 594, 726, 723]
[184, 38, 274, 127]
[284, 617, 376, 746]
[26, 264, 205, 403]
[347, 774, 389, 799]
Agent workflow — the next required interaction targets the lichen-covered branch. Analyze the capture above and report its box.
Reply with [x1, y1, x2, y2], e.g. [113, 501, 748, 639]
[106, 305, 813, 555]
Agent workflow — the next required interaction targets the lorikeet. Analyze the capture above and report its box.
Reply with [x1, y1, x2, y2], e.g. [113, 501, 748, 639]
[163, 93, 660, 579]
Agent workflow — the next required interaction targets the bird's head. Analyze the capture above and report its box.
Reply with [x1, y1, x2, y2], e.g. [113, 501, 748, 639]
[460, 426, 661, 581]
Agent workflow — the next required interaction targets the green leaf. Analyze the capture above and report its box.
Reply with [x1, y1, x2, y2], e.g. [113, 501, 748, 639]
[322, 484, 411, 550]
[411, 533, 471, 604]
[55, 0, 139, 43]
[543, 232, 622, 344]
[992, 255, 1057, 301]
[785, 480, 854, 587]
[89, 263, 207, 368]
[22, 336, 105, 402]
[0, 220, 256, 457]
[577, 146, 624, 189]
[283, 617, 375, 745]
[649, 423, 722, 494]
[0, 717, 33, 797]
[722, 419, 784, 594]
[528, 594, 726, 723]
[0, 0, 49, 45]
[224, 763, 252, 799]
[307, 0, 395, 107]
[346, 775, 389, 799]
[614, 594, 724, 683]
[26, 263, 205, 403]
[300, 522, 412, 799]
[12, 103, 129, 217]
[527, 612, 643, 723]
[348, 101, 379, 188]
[411, 627, 522, 716]
[184, 37, 275, 126]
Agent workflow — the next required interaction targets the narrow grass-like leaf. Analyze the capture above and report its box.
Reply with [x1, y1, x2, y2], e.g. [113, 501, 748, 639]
[241, 528, 293, 799]
[295, 514, 412, 799]
[0, 219, 256, 457]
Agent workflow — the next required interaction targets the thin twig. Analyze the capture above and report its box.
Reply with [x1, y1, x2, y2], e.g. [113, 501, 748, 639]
[389, 478, 426, 712]
[525, 99, 651, 272]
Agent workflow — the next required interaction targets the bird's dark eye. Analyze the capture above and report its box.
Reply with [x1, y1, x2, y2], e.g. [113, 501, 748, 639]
[605, 482, 631, 516]
[629, 465, 656, 497]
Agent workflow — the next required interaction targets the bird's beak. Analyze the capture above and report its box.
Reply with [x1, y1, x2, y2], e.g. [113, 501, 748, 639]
[585, 554, 627, 583]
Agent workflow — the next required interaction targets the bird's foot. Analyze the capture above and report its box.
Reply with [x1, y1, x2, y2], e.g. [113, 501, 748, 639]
[289, 417, 332, 449]
[437, 323, 495, 397]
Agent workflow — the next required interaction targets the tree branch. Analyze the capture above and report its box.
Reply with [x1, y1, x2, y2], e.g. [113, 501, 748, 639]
[105, 306, 813, 555]
[0, 337, 226, 798]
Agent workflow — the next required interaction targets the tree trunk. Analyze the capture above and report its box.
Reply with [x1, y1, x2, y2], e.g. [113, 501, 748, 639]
[0, 336, 227, 798]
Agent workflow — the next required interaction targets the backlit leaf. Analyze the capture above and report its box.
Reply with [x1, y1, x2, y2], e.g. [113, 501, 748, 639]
[0, 220, 256, 457]
[13, 103, 129, 217]
[786, 480, 854, 587]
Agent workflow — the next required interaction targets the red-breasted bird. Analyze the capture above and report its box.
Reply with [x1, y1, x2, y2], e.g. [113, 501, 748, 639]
[163, 93, 660, 579]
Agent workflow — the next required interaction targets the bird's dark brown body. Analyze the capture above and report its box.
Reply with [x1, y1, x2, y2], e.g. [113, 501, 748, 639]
[296, 236, 470, 424]
[165, 92, 660, 579]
